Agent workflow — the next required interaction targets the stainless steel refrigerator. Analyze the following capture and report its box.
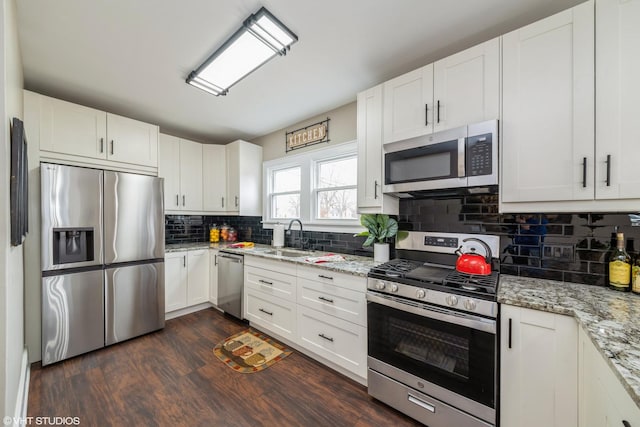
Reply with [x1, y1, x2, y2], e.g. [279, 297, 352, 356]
[40, 163, 165, 366]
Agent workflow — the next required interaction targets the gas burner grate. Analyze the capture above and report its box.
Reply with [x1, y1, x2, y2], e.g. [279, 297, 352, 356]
[369, 259, 422, 278]
[444, 271, 499, 294]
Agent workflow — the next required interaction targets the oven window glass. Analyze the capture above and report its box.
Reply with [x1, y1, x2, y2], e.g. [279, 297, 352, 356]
[368, 299, 495, 408]
[384, 139, 459, 184]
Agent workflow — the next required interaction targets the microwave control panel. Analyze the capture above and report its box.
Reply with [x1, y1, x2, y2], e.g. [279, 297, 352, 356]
[467, 133, 493, 176]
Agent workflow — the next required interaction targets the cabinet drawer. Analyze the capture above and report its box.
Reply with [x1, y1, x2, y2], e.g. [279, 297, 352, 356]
[297, 306, 367, 378]
[296, 265, 366, 292]
[245, 290, 296, 341]
[245, 265, 296, 302]
[245, 255, 297, 276]
[297, 278, 366, 326]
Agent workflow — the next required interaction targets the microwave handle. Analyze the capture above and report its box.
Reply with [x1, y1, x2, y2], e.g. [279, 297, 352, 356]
[457, 138, 465, 178]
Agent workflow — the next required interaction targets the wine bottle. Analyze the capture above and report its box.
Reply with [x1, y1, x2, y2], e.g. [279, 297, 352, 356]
[609, 232, 631, 291]
[632, 254, 640, 294]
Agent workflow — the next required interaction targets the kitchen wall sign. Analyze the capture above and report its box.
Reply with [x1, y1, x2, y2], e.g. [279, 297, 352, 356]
[286, 118, 330, 152]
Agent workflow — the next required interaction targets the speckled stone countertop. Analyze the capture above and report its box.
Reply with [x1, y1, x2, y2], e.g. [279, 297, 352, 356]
[499, 275, 640, 408]
[164, 243, 379, 277]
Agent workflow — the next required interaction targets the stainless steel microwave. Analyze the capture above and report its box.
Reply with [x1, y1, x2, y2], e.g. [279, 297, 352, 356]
[383, 119, 498, 196]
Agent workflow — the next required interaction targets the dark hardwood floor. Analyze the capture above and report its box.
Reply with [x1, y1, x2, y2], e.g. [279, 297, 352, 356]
[29, 308, 423, 426]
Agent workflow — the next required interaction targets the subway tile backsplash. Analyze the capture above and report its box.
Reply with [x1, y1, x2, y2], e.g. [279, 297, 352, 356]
[166, 194, 639, 287]
[399, 194, 640, 287]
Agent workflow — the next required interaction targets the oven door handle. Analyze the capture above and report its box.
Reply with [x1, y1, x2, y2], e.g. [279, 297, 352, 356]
[366, 292, 496, 334]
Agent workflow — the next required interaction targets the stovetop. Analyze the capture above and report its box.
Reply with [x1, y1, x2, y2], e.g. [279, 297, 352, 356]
[368, 258, 499, 300]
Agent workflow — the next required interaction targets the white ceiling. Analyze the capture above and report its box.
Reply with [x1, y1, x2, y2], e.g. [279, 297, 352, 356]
[16, 0, 584, 144]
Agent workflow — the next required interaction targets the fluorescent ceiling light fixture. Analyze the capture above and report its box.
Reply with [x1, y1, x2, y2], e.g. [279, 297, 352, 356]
[186, 7, 298, 96]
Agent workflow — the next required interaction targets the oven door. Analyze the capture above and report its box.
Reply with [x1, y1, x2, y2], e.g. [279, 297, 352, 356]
[367, 291, 496, 411]
[383, 125, 467, 194]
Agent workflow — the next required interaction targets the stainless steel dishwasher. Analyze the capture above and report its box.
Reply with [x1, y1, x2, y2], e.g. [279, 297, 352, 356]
[217, 251, 244, 319]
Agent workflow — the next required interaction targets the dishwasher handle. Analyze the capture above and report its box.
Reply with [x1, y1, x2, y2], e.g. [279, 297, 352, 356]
[218, 252, 244, 264]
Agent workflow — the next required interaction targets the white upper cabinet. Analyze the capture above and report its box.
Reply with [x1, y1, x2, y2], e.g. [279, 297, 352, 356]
[383, 65, 434, 143]
[382, 38, 499, 144]
[105, 113, 158, 167]
[595, 0, 640, 200]
[501, 0, 594, 205]
[225, 140, 263, 216]
[356, 84, 398, 214]
[202, 144, 227, 212]
[433, 38, 500, 132]
[26, 91, 159, 172]
[158, 133, 203, 213]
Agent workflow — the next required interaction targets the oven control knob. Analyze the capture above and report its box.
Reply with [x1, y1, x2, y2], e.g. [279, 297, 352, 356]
[416, 289, 426, 299]
[390, 284, 399, 293]
[376, 281, 386, 290]
[446, 295, 458, 306]
[464, 299, 477, 311]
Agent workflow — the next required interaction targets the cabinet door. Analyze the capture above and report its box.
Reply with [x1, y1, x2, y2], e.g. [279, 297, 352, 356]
[187, 249, 209, 306]
[39, 94, 107, 159]
[500, 305, 578, 427]
[595, 0, 640, 200]
[357, 85, 384, 210]
[165, 252, 187, 313]
[209, 250, 218, 305]
[179, 140, 203, 211]
[383, 64, 434, 143]
[106, 113, 158, 167]
[236, 141, 263, 216]
[501, 1, 594, 203]
[433, 37, 499, 132]
[225, 141, 240, 213]
[202, 144, 227, 211]
[158, 134, 181, 212]
[244, 289, 296, 341]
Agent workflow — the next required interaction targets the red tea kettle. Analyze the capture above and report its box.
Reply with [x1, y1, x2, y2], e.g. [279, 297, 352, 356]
[455, 238, 492, 275]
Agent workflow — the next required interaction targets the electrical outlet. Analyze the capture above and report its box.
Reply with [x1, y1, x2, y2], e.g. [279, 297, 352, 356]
[542, 244, 575, 261]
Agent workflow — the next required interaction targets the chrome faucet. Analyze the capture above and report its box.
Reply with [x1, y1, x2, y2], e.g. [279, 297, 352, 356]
[286, 219, 305, 249]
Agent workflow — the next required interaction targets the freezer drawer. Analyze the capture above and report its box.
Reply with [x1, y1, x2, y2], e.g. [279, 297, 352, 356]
[103, 171, 164, 264]
[105, 262, 165, 345]
[41, 270, 104, 366]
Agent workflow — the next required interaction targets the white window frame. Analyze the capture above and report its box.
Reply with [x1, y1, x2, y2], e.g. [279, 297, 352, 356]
[312, 153, 358, 223]
[269, 165, 302, 220]
[262, 141, 362, 233]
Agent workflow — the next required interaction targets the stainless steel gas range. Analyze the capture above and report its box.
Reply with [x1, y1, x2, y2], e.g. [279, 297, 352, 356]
[366, 231, 500, 427]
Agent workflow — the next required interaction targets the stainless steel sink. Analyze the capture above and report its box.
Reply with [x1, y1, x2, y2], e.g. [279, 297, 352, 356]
[262, 248, 315, 258]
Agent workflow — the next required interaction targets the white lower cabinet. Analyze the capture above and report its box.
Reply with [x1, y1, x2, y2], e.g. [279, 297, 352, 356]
[164, 249, 209, 313]
[297, 305, 367, 379]
[579, 327, 640, 427]
[500, 304, 578, 427]
[209, 249, 219, 305]
[242, 255, 368, 382]
[245, 290, 296, 341]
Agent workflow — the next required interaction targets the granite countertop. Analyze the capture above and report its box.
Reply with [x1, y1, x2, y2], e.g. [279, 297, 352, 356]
[165, 242, 379, 277]
[499, 275, 640, 408]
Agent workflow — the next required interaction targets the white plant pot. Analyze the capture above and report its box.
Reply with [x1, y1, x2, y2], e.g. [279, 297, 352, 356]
[374, 243, 390, 263]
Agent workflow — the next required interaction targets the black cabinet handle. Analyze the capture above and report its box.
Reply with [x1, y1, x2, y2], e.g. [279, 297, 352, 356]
[110, 140, 114, 155]
[258, 279, 273, 286]
[183, 256, 186, 267]
[319, 333, 334, 342]
[176, 195, 179, 206]
[318, 274, 334, 280]
[182, 195, 186, 206]
[318, 296, 334, 303]
[221, 197, 225, 208]
[606, 154, 611, 187]
[582, 157, 587, 188]
[437, 100, 441, 123]
[100, 138, 104, 153]
[622, 421, 631, 427]
[508, 318, 512, 349]
[214, 255, 217, 266]
[235, 196, 239, 207]
[259, 308, 273, 316]
[424, 104, 429, 126]
[374, 180, 378, 199]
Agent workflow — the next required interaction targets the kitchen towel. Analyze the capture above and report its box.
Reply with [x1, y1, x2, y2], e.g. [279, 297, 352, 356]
[273, 223, 285, 247]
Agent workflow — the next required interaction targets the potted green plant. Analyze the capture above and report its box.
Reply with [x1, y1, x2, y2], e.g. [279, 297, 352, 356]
[355, 214, 399, 262]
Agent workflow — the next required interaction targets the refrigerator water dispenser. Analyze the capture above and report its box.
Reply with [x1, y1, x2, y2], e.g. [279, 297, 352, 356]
[52, 227, 94, 265]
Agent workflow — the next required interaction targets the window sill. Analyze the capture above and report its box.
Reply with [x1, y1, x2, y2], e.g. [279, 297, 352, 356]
[262, 220, 364, 234]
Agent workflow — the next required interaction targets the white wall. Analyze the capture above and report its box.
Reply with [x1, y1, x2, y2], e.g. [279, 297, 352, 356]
[0, 0, 25, 419]
[252, 101, 356, 161]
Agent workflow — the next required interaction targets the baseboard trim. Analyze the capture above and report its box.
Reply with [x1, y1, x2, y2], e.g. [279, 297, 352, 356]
[165, 302, 216, 320]
[14, 348, 30, 426]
